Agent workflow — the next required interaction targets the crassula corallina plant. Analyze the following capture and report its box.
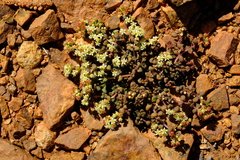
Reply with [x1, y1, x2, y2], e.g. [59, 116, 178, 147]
[63, 10, 214, 147]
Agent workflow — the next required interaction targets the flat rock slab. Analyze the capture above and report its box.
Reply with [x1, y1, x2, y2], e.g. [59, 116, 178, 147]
[206, 31, 238, 67]
[36, 64, 76, 130]
[54, 126, 91, 150]
[88, 119, 161, 160]
[0, 138, 37, 160]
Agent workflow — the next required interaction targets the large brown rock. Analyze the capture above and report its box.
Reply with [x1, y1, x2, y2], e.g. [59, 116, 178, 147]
[0, 138, 37, 160]
[36, 64, 76, 130]
[206, 31, 238, 67]
[88, 119, 161, 160]
[29, 9, 64, 45]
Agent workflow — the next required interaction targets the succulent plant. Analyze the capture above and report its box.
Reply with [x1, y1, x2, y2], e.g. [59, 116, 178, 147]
[63, 12, 214, 148]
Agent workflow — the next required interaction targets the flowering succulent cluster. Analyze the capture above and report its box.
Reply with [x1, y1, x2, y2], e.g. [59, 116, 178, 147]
[63, 12, 215, 148]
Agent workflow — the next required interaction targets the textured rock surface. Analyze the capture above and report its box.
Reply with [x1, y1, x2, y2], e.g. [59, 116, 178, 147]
[34, 121, 56, 150]
[207, 85, 229, 111]
[29, 9, 64, 45]
[200, 121, 225, 143]
[16, 41, 43, 69]
[196, 74, 213, 94]
[36, 64, 76, 130]
[0, 95, 9, 119]
[145, 131, 194, 160]
[14, 68, 36, 92]
[88, 120, 161, 160]
[0, 138, 38, 160]
[54, 126, 91, 150]
[206, 31, 237, 67]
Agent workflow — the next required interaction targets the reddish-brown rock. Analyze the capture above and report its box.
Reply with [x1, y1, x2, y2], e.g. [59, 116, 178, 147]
[105, 0, 122, 11]
[80, 108, 104, 131]
[14, 67, 36, 93]
[132, 7, 155, 39]
[146, 0, 159, 10]
[218, 12, 234, 24]
[0, 4, 15, 44]
[8, 119, 26, 139]
[231, 114, 240, 134]
[8, 97, 23, 112]
[29, 9, 64, 45]
[34, 121, 56, 150]
[0, 95, 9, 119]
[88, 119, 161, 160]
[0, 54, 9, 74]
[196, 74, 213, 94]
[105, 13, 120, 30]
[16, 107, 33, 129]
[50, 150, 85, 160]
[229, 65, 240, 74]
[54, 126, 91, 150]
[145, 131, 193, 160]
[14, 8, 33, 26]
[0, 138, 37, 160]
[207, 85, 229, 111]
[22, 137, 37, 151]
[200, 121, 225, 142]
[36, 64, 76, 130]
[227, 76, 240, 87]
[206, 31, 237, 67]
[0, 75, 8, 85]
[7, 33, 15, 48]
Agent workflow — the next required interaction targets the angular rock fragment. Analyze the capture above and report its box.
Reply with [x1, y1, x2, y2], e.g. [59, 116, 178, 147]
[14, 8, 33, 26]
[196, 74, 213, 94]
[206, 31, 238, 67]
[36, 64, 76, 130]
[200, 121, 225, 142]
[0, 138, 37, 160]
[54, 127, 91, 150]
[14, 67, 36, 92]
[29, 9, 64, 45]
[88, 119, 160, 160]
[207, 85, 229, 111]
[0, 95, 10, 119]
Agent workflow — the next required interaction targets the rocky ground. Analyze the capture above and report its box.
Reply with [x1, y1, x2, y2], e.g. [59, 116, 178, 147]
[0, 0, 240, 160]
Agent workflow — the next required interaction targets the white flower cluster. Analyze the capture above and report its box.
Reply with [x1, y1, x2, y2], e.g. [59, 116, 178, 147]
[74, 43, 98, 59]
[155, 128, 168, 137]
[95, 99, 110, 114]
[103, 111, 123, 130]
[85, 20, 106, 46]
[157, 51, 173, 67]
[96, 52, 108, 63]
